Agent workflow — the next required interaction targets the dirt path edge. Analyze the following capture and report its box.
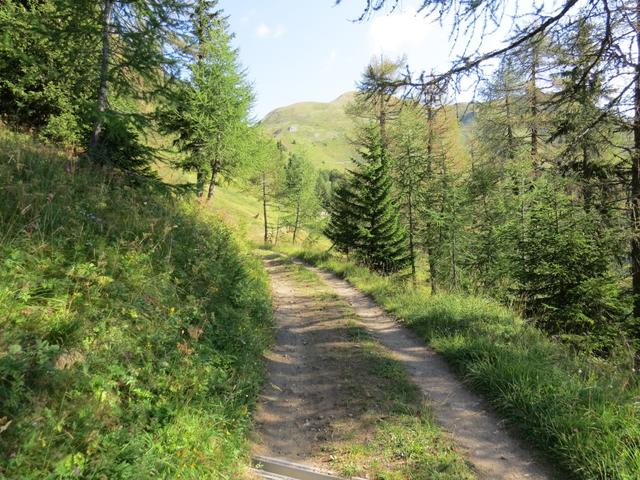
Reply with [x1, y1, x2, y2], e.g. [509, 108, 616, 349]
[297, 259, 557, 480]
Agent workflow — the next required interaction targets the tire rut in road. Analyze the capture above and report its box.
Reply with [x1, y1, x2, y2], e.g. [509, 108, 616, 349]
[251, 253, 475, 479]
[300, 259, 556, 480]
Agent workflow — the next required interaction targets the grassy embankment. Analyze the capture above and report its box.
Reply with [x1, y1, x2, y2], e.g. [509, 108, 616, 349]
[0, 130, 272, 479]
[283, 246, 640, 480]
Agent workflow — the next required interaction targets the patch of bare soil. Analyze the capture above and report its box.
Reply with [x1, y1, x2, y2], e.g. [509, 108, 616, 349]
[302, 260, 556, 480]
[251, 254, 474, 479]
[251, 254, 357, 464]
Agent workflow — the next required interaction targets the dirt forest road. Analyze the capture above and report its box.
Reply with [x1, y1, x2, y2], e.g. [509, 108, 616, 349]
[251, 252, 555, 480]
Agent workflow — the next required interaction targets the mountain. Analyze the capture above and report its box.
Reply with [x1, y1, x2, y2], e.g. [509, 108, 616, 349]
[261, 92, 476, 172]
[261, 92, 358, 171]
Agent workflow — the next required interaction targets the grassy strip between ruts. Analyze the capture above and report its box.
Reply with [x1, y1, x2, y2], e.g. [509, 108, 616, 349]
[0, 130, 272, 479]
[282, 246, 640, 480]
[272, 255, 476, 479]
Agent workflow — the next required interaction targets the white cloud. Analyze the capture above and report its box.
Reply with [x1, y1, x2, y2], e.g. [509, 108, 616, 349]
[273, 25, 285, 38]
[368, 12, 431, 55]
[256, 23, 285, 39]
[256, 23, 271, 38]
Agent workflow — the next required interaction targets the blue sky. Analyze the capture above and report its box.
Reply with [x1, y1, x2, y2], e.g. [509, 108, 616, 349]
[219, 0, 458, 119]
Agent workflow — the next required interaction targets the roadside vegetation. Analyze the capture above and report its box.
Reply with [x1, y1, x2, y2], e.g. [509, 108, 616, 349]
[287, 246, 640, 479]
[0, 130, 272, 478]
[329, 322, 476, 480]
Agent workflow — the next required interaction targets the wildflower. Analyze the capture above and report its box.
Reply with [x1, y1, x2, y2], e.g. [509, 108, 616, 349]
[177, 342, 193, 356]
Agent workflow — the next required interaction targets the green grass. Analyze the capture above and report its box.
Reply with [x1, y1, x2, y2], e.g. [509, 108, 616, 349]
[0, 130, 272, 478]
[330, 322, 476, 480]
[261, 92, 357, 171]
[287, 247, 640, 480]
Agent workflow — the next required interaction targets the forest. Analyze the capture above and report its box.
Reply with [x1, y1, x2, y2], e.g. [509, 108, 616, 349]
[1, 0, 640, 479]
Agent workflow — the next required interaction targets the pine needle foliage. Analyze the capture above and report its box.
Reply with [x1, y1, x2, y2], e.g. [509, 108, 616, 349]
[325, 177, 359, 257]
[329, 126, 409, 274]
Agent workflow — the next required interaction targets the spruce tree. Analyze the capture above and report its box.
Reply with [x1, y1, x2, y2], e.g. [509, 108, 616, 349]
[325, 177, 359, 258]
[350, 126, 409, 274]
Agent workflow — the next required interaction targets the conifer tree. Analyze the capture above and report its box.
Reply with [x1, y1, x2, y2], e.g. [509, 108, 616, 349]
[350, 126, 409, 274]
[282, 153, 319, 244]
[159, 6, 253, 200]
[390, 106, 430, 286]
[85, 0, 187, 168]
[244, 133, 285, 244]
[325, 177, 359, 258]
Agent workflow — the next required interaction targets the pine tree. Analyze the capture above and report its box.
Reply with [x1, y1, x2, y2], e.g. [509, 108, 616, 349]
[325, 177, 359, 258]
[350, 126, 409, 274]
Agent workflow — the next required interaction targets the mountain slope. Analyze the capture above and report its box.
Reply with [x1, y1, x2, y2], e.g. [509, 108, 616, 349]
[261, 92, 357, 171]
[1, 129, 272, 478]
[261, 92, 476, 172]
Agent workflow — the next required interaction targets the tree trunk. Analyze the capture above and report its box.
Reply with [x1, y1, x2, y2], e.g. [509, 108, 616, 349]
[427, 245, 437, 295]
[530, 41, 539, 168]
[379, 92, 387, 153]
[582, 144, 592, 211]
[89, 0, 114, 151]
[206, 169, 216, 201]
[425, 101, 437, 295]
[196, 170, 205, 198]
[408, 190, 416, 288]
[505, 85, 515, 163]
[207, 135, 222, 202]
[631, 0, 640, 326]
[292, 198, 301, 244]
[262, 172, 269, 243]
[451, 202, 457, 289]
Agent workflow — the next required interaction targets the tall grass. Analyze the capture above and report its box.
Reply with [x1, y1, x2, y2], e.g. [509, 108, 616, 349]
[0, 130, 272, 478]
[289, 247, 640, 480]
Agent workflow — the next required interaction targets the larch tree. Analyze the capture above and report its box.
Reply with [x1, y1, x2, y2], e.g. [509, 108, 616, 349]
[161, 6, 253, 201]
[282, 153, 319, 244]
[389, 106, 430, 286]
[348, 56, 404, 152]
[245, 132, 285, 244]
[86, 0, 187, 169]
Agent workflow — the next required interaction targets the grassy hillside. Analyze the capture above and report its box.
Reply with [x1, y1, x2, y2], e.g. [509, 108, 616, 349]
[0, 130, 272, 478]
[261, 92, 476, 173]
[261, 92, 357, 171]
